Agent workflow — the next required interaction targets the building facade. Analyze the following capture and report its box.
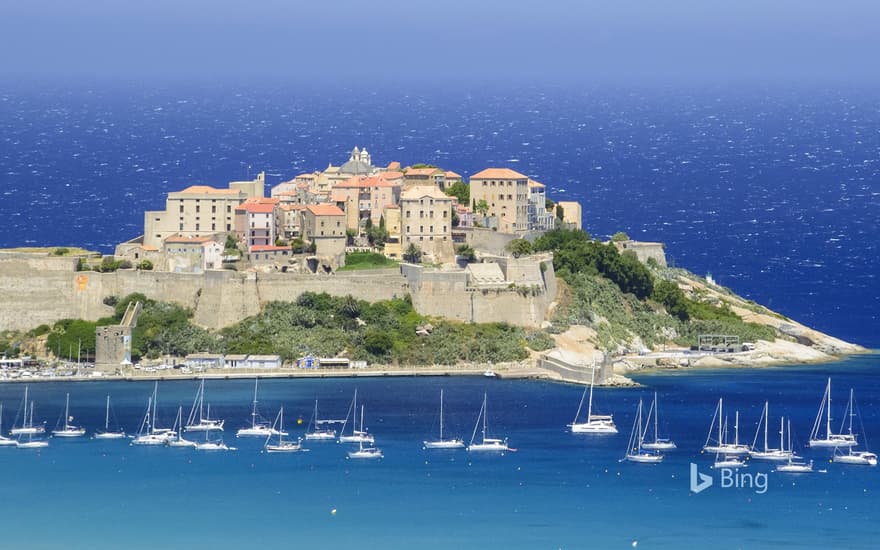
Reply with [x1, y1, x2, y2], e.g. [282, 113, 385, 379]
[469, 168, 530, 233]
[400, 185, 454, 263]
[143, 185, 247, 249]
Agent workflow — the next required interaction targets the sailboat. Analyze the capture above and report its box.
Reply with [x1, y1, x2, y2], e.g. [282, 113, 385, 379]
[338, 390, 374, 444]
[832, 389, 877, 466]
[467, 393, 510, 452]
[776, 419, 814, 473]
[167, 406, 198, 448]
[347, 439, 383, 459]
[809, 377, 857, 448]
[749, 401, 792, 461]
[304, 400, 337, 441]
[569, 366, 617, 434]
[16, 402, 49, 448]
[641, 392, 676, 451]
[0, 404, 17, 446]
[132, 384, 174, 445]
[424, 389, 465, 449]
[10, 386, 46, 435]
[185, 379, 224, 432]
[264, 407, 306, 453]
[236, 379, 285, 437]
[703, 398, 750, 455]
[623, 398, 663, 463]
[94, 395, 126, 439]
[52, 393, 86, 437]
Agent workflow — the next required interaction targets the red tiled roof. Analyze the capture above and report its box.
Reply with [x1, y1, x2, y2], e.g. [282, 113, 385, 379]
[250, 245, 290, 252]
[400, 185, 451, 201]
[445, 170, 462, 179]
[379, 171, 404, 180]
[405, 167, 441, 176]
[528, 179, 546, 189]
[336, 176, 399, 189]
[305, 204, 345, 216]
[470, 168, 528, 180]
[236, 203, 275, 214]
[387, 161, 401, 170]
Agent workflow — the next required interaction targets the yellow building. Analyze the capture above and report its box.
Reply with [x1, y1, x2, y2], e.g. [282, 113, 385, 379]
[469, 168, 530, 233]
[400, 185, 454, 263]
[555, 201, 582, 230]
[144, 185, 247, 249]
[301, 203, 347, 256]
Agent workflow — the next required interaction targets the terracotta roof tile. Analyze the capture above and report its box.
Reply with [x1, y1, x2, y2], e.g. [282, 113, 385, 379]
[470, 168, 528, 180]
[177, 185, 244, 195]
[306, 204, 345, 216]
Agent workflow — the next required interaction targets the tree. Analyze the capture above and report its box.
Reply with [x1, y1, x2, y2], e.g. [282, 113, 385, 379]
[345, 228, 357, 246]
[456, 244, 476, 262]
[224, 235, 240, 252]
[137, 259, 154, 270]
[611, 231, 630, 242]
[363, 329, 394, 356]
[403, 243, 422, 264]
[652, 279, 689, 321]
[291, 238, 307, 254]
[555, 203, 565, 221]
[544, 198, 555, 211]
[506, 239, 532, 258]
[445, 180, 469, 205]
[475, 199, 489, 216]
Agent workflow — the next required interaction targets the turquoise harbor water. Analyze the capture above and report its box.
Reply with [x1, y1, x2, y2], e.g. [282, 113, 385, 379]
[1, 356, 878, 548]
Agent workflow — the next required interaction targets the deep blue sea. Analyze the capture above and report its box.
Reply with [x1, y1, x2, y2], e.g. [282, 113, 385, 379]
[0, 84, 878, 548]
[0, 84, 876, 347]
[0, 360, 879, 549]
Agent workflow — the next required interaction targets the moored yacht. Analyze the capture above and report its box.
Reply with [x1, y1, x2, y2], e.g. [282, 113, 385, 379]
[467, 393, 510, 453]
[52, 393, 86, 438]
[809, 378, 857, 448]
[304, 400, 336, 441]
[236, 379, 285, 438]
[569, 366, 617, 434]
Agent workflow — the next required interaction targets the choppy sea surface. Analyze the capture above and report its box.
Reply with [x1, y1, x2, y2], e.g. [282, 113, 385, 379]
[0, 84, 876, 347]
[0, 358, 878, 549]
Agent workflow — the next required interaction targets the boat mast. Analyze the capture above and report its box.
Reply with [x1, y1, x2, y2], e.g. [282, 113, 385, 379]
[439, 389, 445, 441]
[718, 398, 724, 445]
[105, 395, 111, 430]
[482, 394, 488, 443]
[653, 392, 659, 444]
[151, 382, 158, 432]
[64, 393, 70, 430]
[251, 379, 259, 429]
[586, 365, 596, 420]
[734, 410, 740, 446]
[636, 399, 643, 453]
[763, 402, 769, 452]
[826, 378, 832, 439]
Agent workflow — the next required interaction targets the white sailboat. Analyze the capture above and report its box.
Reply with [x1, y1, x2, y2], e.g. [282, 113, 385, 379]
[167, 406, 198, 448]
[264, 407, 306, 453]
[713, 453, 747, 469]
[52, 393, 86, 437]
[702, 398, 750, 455]
[467, 393, 510, 452]
[641, 392, 676, 451]
[749, 401, 792, 461]
[568, 366, 617, 434]
[623, 398, 663, 463]
[0, 404, 17, 446]
[185, 379, 224, 432]
[236, 379, 285, 438]
[832, 389, 877, 466]
[16, 402, 49, 448]
[94, 395, 126, 439]
[338, 390, 374, 444]
[423, 389, 465, 449]
[776, 419, 814, 473]
[809, 377, 857, 448]
[304, 400, 336, 441]
[132, 384, 174, 445]
[10, 386, 45, 435]
[347, 439, 383, 459]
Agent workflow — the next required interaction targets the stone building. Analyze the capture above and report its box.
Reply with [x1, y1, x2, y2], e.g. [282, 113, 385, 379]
[163, 235, 223, 272]
[302, 204, 346, 257]
[399, 185, 454, 263]
[234, 198, 279, 250]
[469, 168, 530, 233]
[143, 185, 247, 249]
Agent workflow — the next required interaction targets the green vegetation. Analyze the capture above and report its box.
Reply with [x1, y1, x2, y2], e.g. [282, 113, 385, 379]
[610, 231, 630, 242]
[137, 259, 154, 271]
[365, 217, 389, 247]
[445, 180, 469, 205]
[46, 319, 103, 360]
[525, 330, 555, 351]
[536, 228, 780, 351]
[456, 244, 476, 263]
[474, 199, 489, 216]
[403, 243, 422, 264]
[410, 163, 438, 169]
[219, 293, 528, 365]
[506, 238, 532, 258]
[337, 252, 398, 271]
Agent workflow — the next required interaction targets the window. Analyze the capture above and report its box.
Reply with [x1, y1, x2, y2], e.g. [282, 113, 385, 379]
[430, 225, 434, 232]
[179, 205, 184, 213]
[226, 224, 231, 231]
[442, 225, 447, 232]
[227, 205, 231, 213]
[406, 225, 410, 233]
[212, 205, 216, 213]
[406, 210, 411, 218]
[212, 223, 216, 230]
[196, 205, 200, 213]
[179, 223, 183, 230]
[419, 225, 424, 233]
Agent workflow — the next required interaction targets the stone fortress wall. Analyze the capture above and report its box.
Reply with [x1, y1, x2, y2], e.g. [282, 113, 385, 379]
[0, 252, 557, 332]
